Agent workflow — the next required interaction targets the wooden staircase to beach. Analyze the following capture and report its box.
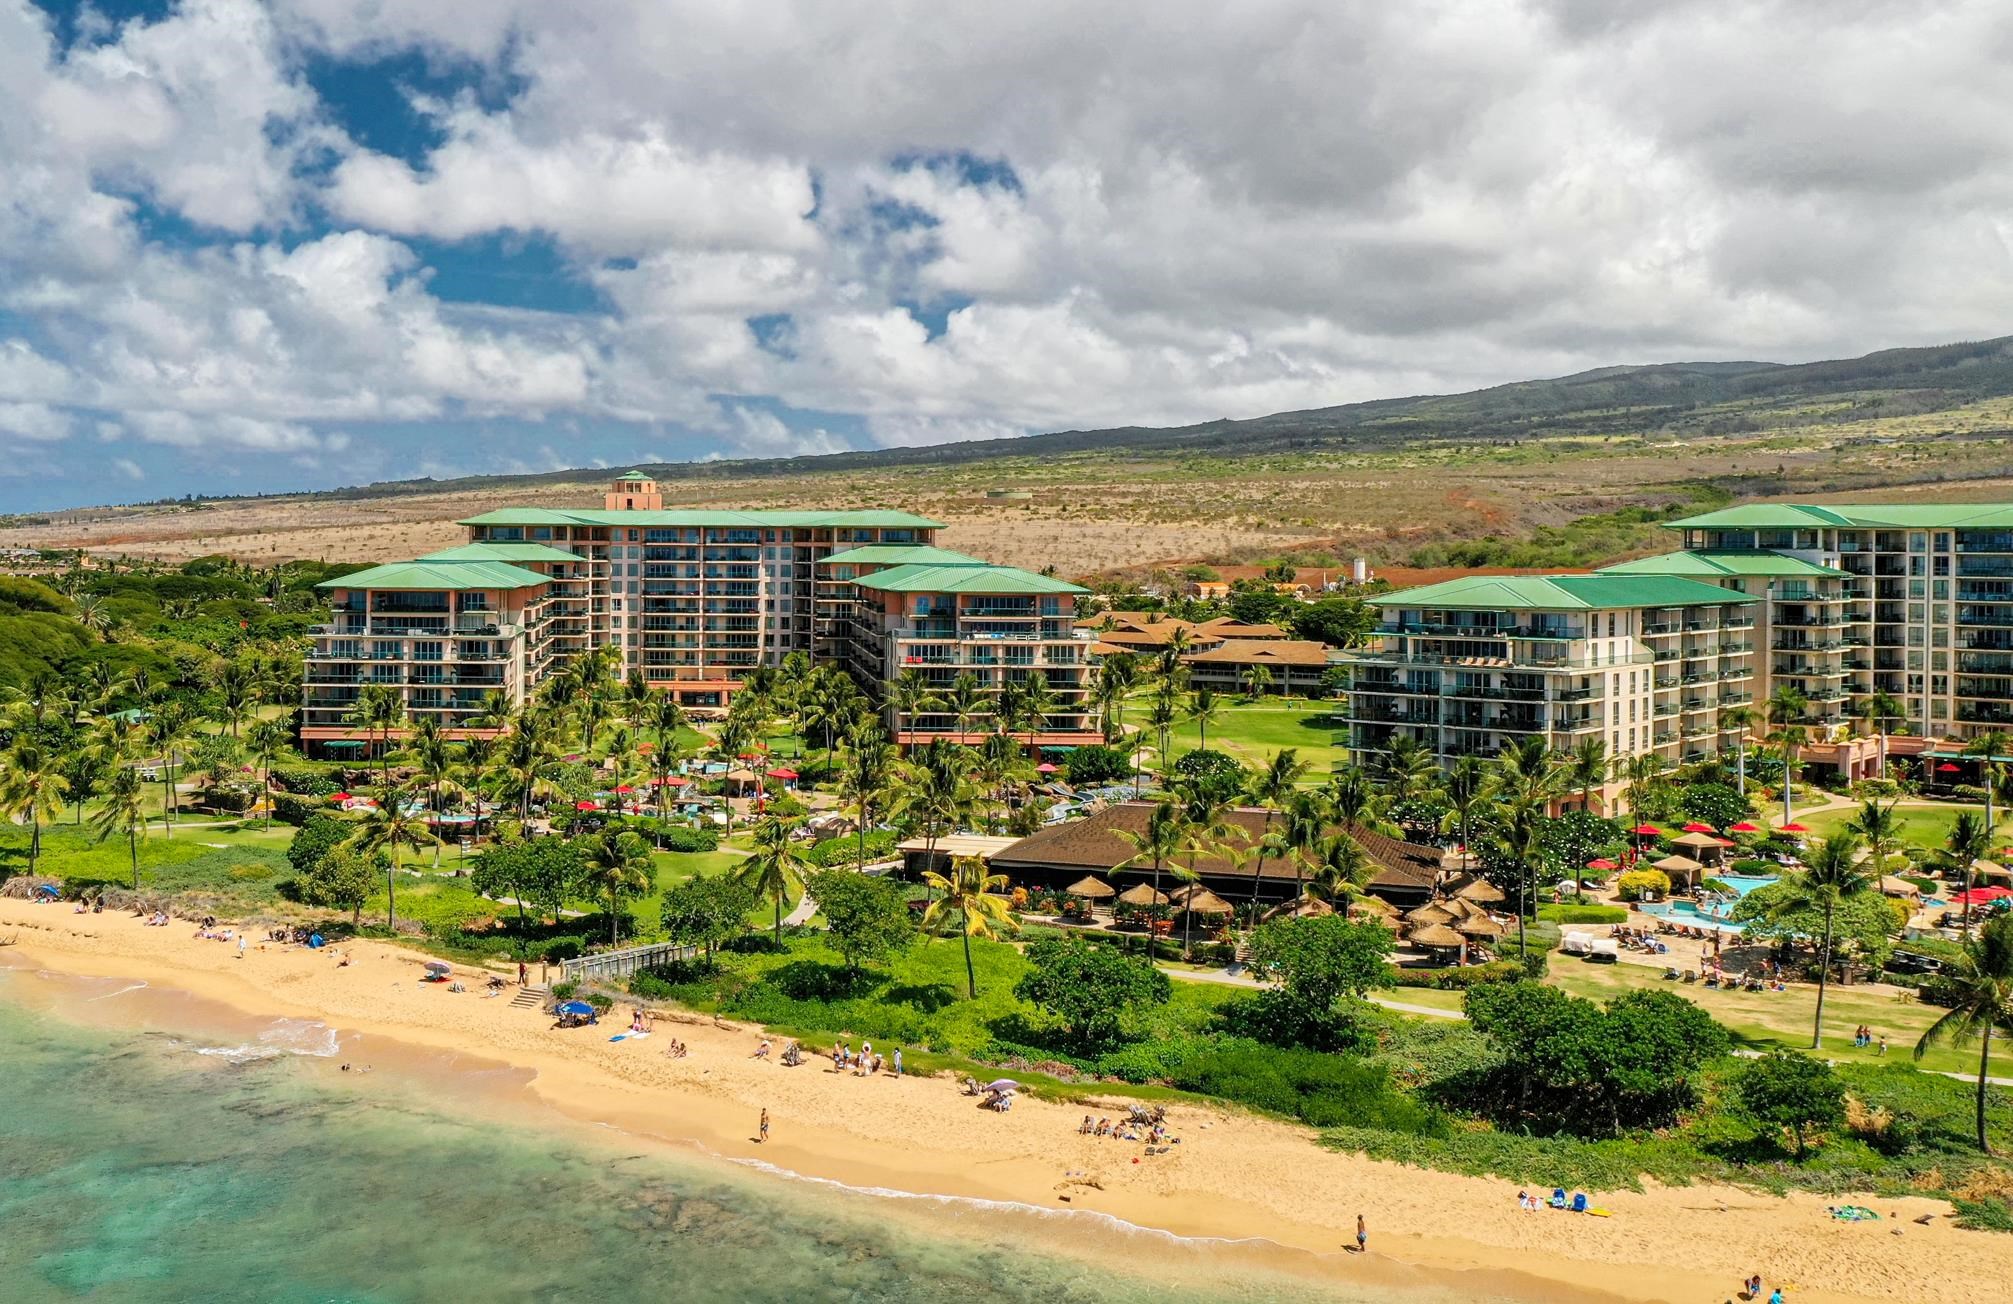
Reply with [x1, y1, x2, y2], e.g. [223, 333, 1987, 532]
[509, 985, 547, 1011]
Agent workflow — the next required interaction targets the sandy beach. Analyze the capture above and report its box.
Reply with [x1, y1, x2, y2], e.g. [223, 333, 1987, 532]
[2, 898, 2004, 1304]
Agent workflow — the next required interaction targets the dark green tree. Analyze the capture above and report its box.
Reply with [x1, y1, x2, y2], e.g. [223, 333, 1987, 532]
[1248, 914, 1395, 1014]
[1014, 936, 1171, 1047]
[1733, 1050, 1846, 1157]
[806, 869, 915, 976]
[296, 844, 382, 927]
[659, 874, 758, 962]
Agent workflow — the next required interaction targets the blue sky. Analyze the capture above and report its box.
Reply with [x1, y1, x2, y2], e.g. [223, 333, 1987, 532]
[2, 0, 2010, 513]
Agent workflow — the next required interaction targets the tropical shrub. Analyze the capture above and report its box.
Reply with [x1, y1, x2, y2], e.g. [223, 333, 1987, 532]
[1536, 904, 1628, 924]
[1064, 744, 1133, 786]
[1616, 869, 1671, 901]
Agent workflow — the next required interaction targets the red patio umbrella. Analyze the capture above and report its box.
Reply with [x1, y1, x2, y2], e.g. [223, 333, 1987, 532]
[1586, 857, 1619, 871]
[1681, 822, 1716, 833]
[1728, 821, 1762, 834]
[1938, 762, 1962, 774]
[636, 742, 654, 753]
[613, 785, 636, 794]
[574, 800, 599, 811]
[331, 792, 351, 802]
[1779, 821, 1809, 833]
[1036, 763, 1059, 773]
[765, 767, 799, 781]
[1632, 824, 1662, 837]
[1951, 886, 2012, 905]
[654, 776, 690, 788]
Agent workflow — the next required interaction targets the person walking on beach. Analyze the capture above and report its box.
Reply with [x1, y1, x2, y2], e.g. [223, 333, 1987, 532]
[518, 959, 528, 986]
[237, 934, 247, 960]
[1355, 1214, 1366, 1253]
[758, 1108, 770, 1144]
[893, 1048, 903, 1077]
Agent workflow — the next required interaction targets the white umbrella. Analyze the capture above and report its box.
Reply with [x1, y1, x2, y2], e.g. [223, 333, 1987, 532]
[984, 1078, 1020, 1094]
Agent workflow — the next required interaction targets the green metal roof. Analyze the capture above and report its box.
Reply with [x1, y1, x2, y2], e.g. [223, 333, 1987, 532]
[420, 542, 584, 564]
[820, 544, 984, 567]
[1371, 573, 1753, 611]
[316, 560, 549, 591]
[457, 507, 946, 528]
[852, 563, 1087, 596]
[1669, 502, 2013, 530]
[1597, 549, 1845, 579]
[616, 470, 651, 480]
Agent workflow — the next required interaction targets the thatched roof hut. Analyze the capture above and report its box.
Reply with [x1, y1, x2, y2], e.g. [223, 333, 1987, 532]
[1452, 876, 1506, 905]
[1066, 875, 1116, 899]
[1116, 882, 1170, 907]
[1456, 915, 1505, 938]
[1172, 884, 1234, 916]
[1407, 922, 1467, 950]
[1405, 902, 1456, 926]
[1262, 895, 1336, 922]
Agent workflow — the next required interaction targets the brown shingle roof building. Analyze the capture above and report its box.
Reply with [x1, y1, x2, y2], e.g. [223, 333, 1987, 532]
[984, 802, 1446, 906]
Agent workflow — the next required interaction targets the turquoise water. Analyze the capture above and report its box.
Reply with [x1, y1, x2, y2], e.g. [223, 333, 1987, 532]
[1637, 901, 1748, 936]
[0, 967, 1475, 1304]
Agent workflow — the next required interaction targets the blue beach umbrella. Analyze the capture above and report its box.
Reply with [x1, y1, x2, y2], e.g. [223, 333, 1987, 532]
[557, 1001, 594, 1016]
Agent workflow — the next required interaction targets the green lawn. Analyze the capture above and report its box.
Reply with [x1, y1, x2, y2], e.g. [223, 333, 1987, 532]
[1141, 695, 1348, 775]
[1544, 955, 1978, 1075]
[1798, 801, 1988, 855]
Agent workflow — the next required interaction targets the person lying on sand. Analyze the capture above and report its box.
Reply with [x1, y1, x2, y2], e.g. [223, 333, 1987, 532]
[753, 1038, 772, 1059]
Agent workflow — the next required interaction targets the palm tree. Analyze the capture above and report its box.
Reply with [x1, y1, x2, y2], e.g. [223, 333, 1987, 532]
[1189, 685, 1222, 752]
[1721, 703, 1759, 795]
[349, 785, 438, 928]
[347, 684, 405, 788]
[1240, 664, 1274, 700]
[1016, 673, 1057, 755]
[921, 854, 1017, 999]
[245, 715, 291, 830]
[1964, 731, 2012, 853]
[1848, 797, 1901, 882]
[503, 716, 554, 822]
[739, 814, 810, 947]
[1114, 798, 1184, 928]
[888, 668, 941, 745]
[583, 830, 654, 945]
[1279, 790, 1328, 901]
[1778, 829, 1874, 1049]
[1765, 684, 1809, 828]
[1097, 652, 1140, 740]
[1622, 751, 1666, 819]
[1913, 915, 2013, 1154]
[460, 733, 496, 840]
[840, 717, 898, 873]
[0, 740, 69, 877]
[409, 718, 457, 866]
[91, 763, 148, 890]
[1373, 735, 1437, 802]
[1244, 747, 1308, 906]
[1327, 765, 1392, 835]
[215, 658, 260, 738]
[1858, 689, 1906, 779]
[1172, 780, 1234, 959]
[946, 671, 988, 742]
[1146, 683, 1181, 777]
[1158, 626, 1195, 683]
[1310, 831, 1377, 915]
[892, 739, 979, 884]
[1944, 809, 1992, 940]
[1566, 737, 1608, 815]
[1489, 787, 1549, 964]
[1437, 754, 1490, 856]
[144, 702, 190, 837]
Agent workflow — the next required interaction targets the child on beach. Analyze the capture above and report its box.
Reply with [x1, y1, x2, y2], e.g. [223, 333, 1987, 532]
[1355, 1214, 1367, 1253]
[758, 1108, 770, 1144]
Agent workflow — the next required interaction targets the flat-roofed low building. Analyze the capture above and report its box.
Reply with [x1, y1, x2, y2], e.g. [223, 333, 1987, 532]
[1341, 573, 1759, 792]
[1180, 638, 1340, 695]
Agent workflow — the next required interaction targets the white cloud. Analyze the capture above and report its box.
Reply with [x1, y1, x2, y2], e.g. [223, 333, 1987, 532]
[0, 401, 74, 442]
[6, 0, 2013, 504]
[112, 456, 144, 480]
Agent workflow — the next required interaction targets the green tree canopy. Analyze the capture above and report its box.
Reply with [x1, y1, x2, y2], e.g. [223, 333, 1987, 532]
[286, 813, 350, 877]
[806, 869, 914, 974]
[470, 836, 584, 931]
[1013, 935, 1171, 1048]
[659, 874, 758, 960]
[296, 844, 381, 926]
[1678, 782, 1754, 831]
[1248, 914, 1395, 1013]
[1730, 880, 1897, 972]
[1291, 594, 1378, 648]
[1733, 1050, 1846, 1157]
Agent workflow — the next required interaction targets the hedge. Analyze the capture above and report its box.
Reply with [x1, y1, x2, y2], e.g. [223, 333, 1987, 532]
[1391, 961, 1522, 990]
[1536, 903, 1627, 925]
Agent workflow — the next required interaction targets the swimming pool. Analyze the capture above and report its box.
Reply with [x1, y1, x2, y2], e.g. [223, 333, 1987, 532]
[1637, 900, 1751, 937]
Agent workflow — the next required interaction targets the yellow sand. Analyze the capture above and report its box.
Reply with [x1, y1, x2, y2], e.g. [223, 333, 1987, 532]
[2, 899, 2005, 1304]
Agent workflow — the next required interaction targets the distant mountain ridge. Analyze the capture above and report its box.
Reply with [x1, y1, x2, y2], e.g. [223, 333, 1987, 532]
[271, 334, 2013, 501]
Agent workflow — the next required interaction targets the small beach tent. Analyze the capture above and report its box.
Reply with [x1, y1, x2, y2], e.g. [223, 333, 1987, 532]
[1650, 853, 1705, 889]
[1452, 876, 1507, 905]
[1065, 875, 1117, 900]
[723, 768, 761, 795]
[1974, 860, 2013, 885]
[1561, 930, 1594, 955]
[1670, 831, 1730, 863]
[1116, 882, 1170, 907]
[764, 767, 799, 782]
[1879, 876, 1923, 900]
[1346, 894, 1399, 920]
[1171, 884, 1233, 916]
[1261, 894, 1336, 922]
[1407, 922, 1467, 955]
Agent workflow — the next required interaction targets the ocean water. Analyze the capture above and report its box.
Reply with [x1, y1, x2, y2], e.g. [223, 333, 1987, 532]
[0, 967, 1493, 1304]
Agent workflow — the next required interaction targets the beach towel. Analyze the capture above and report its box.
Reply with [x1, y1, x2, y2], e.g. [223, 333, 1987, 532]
[608, 1032, 650, 1042]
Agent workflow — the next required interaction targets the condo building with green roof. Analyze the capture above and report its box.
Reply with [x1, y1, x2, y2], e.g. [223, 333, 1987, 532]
[301, 472, 1098, 753]
[1340, 573, 1761, 801]
[1343, 500, 2013, 791]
